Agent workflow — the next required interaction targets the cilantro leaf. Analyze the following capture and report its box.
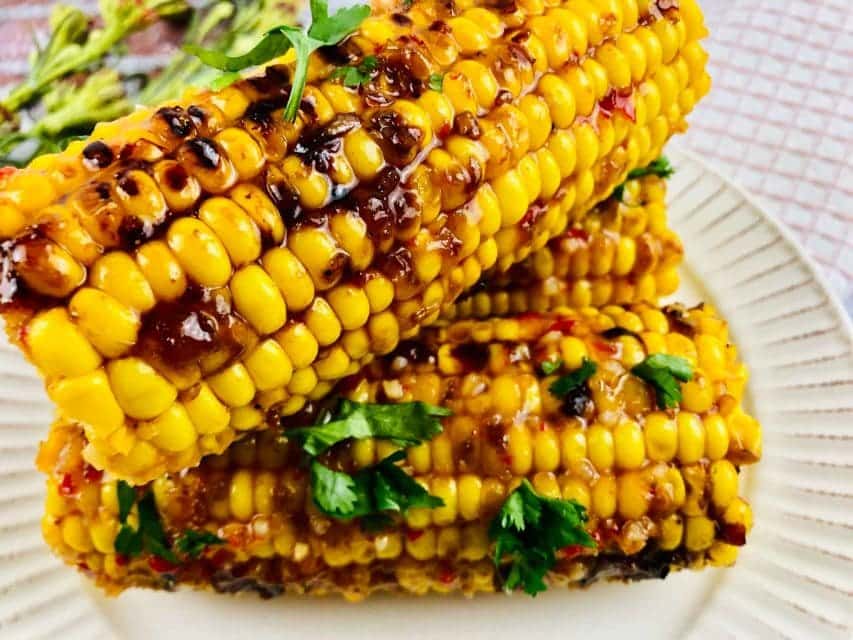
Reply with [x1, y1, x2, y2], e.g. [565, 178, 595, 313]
[548, 358, 597, 398]
[631, 353, 694, 409]
[287, 399, 450, 456]
[613, 156, 674, 201]
[310, 451, 443, 524]
[186, 0, 369, 121]
[489, 480, 595, 596]
[428, 73, 443, 91]
[540, 358, 563, 376]
[115, 524, 143, 557]
[117, 480, 136, 523]
[175, 529, 225, 559]
[330, 55, 378, 87]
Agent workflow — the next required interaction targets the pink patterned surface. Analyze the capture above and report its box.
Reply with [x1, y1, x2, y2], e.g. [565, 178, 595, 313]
[1, 0, 851, 311]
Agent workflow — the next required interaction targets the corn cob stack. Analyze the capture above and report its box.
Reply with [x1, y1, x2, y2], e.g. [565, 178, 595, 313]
[445, 171, 682, 321]
[39, 303, 759, 599]
[0, 0, 710, 484]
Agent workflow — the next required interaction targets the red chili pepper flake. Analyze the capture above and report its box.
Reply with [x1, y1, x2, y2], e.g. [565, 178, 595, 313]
[59, 473, 76, 496]
[501, 453, 513, 466]
[517, 311, 543, 322]
[0, 166, 17, 181]
[560, 544, 585, 560]
[437, 123, 452, 139]
[594, 340, 618, 355]
[115, 553, 129, 566]
[548, 318, 576, 334]
[148, 555, 177, 573]
[437, 566, 455, 584]
[721, 523, 747, 547]
[567, 228, 590, 241]
[226, 534, 243, 548]
[599, 89, 636, 122]
[82, 464, 103, 483]
[538, 422, 548, 432]
[405, 528, 424, 542]
[77, 562, 90, 572]
[16, 323, 29, 347]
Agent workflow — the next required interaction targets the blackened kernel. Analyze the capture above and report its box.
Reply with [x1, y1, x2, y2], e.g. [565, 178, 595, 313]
[185, 138, 221, 169]
[81, 141, 114, 169]
[453, 111, 481, 138]
[163, 164, 189, 191]
[116, 174, 139, 197]
[156, 106, 195, 138]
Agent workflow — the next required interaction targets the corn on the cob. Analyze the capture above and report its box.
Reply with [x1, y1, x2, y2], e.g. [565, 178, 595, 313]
[39, 302, 759, 599]
[3, 0, 711, 483]
[445, 172, 682, 321]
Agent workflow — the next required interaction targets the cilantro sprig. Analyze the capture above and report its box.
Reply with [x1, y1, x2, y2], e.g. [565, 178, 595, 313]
[330, 55, 379, 87]
[489, 480, 595, 595]
[311, 451, 443, 530]
[287, 399, 449, 456]
[540, 358, 563, 376]
[185, 0, 370, 121]
[548, 358, 597, 398]
[613, 156, 674, 201]
[114, 480, 223, 562]
[631, 353, 694, 409]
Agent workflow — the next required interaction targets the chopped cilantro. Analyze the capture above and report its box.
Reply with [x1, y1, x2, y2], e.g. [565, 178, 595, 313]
[631, 353, 694, 409]
[548, 358, 597, 398]
[114, 485, 177, 563]
[428, 73, 443, 92]
[330, 55, 378, 87]
[613, 156, 674, 201]
[540, 358, 563, 376]
[489, 480, 595, 595]
[286, 399, 450, 456]
[175, 529, 224, 559]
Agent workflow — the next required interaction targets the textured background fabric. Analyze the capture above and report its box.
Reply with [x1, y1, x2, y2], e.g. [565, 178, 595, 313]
[1, 0, 851, 313]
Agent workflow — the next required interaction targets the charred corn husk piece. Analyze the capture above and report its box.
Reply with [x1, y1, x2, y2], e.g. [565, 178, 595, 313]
[40, 302, 759, 599]
[445, 172, 682, 320]
[4, 0, 711, 483]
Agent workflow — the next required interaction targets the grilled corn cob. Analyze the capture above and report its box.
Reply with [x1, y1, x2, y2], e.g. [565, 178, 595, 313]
[445, 172, 682, 321]
[40, 302, 759, 599]
[3, 0, 711, 483]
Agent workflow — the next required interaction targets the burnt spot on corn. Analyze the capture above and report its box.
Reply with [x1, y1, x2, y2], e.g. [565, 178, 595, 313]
[244, 100, 285, 132]
[367, 109, 424, 167]
[187, 105, 207, 127]
[450, 342, 490, 372]
[662, 304, 696, 337]
[389, 339, 437, 367]
[116, 174, 140, 197]
[560, 386, 593, 418]
[184, 138, 222, 170]
[366, 45, 434, 103]
[162, 164, 190, 191]
[81, 140, 114, 170]
[600, 327, 643, 342]
[453, 112, 481, 138]
[294, 114, 361, 173]
[156, 106, 196, 138]
[245, 65, 292, 99]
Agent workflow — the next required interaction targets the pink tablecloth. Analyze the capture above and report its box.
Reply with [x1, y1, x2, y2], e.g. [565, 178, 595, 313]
[1, 0, 851, 312]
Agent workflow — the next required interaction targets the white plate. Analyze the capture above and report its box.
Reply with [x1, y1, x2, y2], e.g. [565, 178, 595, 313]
[0, 150, 851, 640]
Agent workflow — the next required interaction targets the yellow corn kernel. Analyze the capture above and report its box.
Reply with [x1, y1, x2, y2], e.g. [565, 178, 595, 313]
[49, 369, 124, 438]
[61, 515, 94, 553]
[431, 477, 458, 526]
[723, 497, 754, 533]
[453, 60, 498, 109]
[287, 367, 318, 396]
[362, 275, 394, 314]
[144, 402, 197, 453]
[709, 460, 738, 509]
[167, 218, 232, 287]
[89, 519, 118, 554]
[613, 419, 645, 470]
[231, 265, 288, 334]
[207, 363, 255, 407]
[618, 472, 649, 519]
[276, 322, 320, 369]
[677, 412, 705, 463]
[659, 514, 683, 550]
[685, 516, 715, 552]
[539, 74, 577, 128]
[69, 288, 139, 358]
[314, 346, 351, 380]
[492, 169, 529, 228]
[198, 197, 262, 266]
[533, 427, 560, 472]
[153, 160, 202, 213]
[230, 405, 264, 431]
[457, 474, 482, 521]
[229, 470, 254, 522]
[90, 252, 156, 313]
[342, 129, 385, 181]
[587, 424, 615, 471]
[107, 358, 176, 420]
[304, 298, 342, 346]
[326, 284, 370, 331]
[406, 527, 437, 561]
[261, 247, 316, 312]
[591, 474, 617, 519]
[229, 184, 284, 245]
[27, 308, 102, 378]
[644, 412, 677, 462]
[288, 227, 344, 291]
[214, 128, 264, 180]
[244, 340, 293, 391]
[183, 383, 230, 435]
[135, 240, 187, 302]
[704, 414, 729, 461]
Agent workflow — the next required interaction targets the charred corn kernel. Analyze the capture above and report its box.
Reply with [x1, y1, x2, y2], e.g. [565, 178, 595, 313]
[198, 197, 262, 266]
[70, 288, 139, 358]
[27, 308, 102, 378]
[677, 413, 705, 463]
[145, 403, 197, 453]
[167, 218, 232, 287]
[685, 516, 715, 552]
[107, 358, 176, 420]
[8, 0, 710, 487]
[207, 363, 255, 408]
[244, 340, 293, 391]
[723, 498, 753, 532]
[135, 241, 187, 302]
[231, 265, 288, 334]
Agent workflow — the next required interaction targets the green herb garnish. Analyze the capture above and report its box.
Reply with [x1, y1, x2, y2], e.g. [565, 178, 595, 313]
[631, 353, 694, 409]
[548, 358, 597, 398]
[613, 156, 674, 201]
[175, 529, 225, 559]
[489, 479, 595, 596]
[114, 482, 178, 563]
[330, 55, 379, 87]
[540, 358, 563, 376]
[428, 73, 444, 92]
[287, 399, 450, 456]
[310, 451, 443, 527]
[186, 0, 370, 121]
